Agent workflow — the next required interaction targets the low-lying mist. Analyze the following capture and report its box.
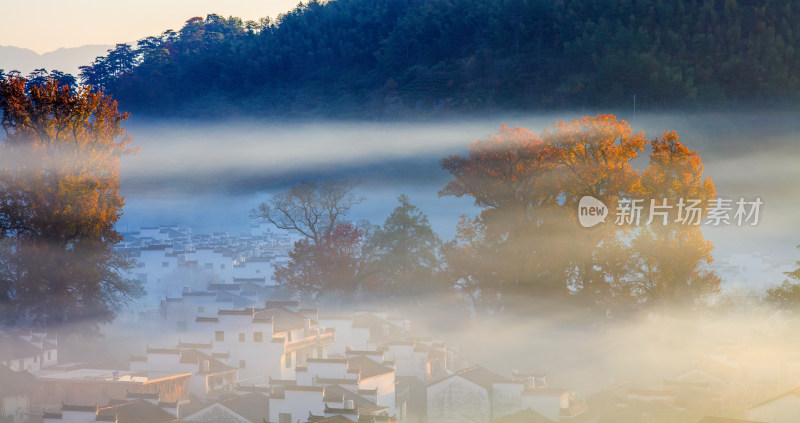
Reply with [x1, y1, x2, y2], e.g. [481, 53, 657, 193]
[99, 110, 800, 400]
[119, 110, 800, 265]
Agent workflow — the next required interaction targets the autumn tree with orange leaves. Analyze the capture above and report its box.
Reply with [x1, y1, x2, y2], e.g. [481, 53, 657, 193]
[633, 131, 719, 305]
[0, 75, 141, 331]
[441, 114, 717, 314]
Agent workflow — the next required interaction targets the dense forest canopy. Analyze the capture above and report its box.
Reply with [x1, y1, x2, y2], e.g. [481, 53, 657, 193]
[72, 0, 800, 117]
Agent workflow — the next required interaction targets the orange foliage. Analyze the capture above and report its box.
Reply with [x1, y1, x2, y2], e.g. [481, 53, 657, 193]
[440, 114, 718, 309]
[0, 75, 140, 328]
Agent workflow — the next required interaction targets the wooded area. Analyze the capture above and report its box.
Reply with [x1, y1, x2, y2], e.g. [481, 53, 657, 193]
[65, 0, 800, 117]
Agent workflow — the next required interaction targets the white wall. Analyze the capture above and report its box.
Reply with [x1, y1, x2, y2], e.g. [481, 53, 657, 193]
[268, 388, 324, 423]
[492, 383, 524, 420]
[521, 391, 566, 422]
[297, 359, 352, 385]
[1, 393, 29, 423]
[358, 372, 396, 414]
[427, 377, 490, 423]
[319, 317, 370, 356]
[385, 344, 428, 380]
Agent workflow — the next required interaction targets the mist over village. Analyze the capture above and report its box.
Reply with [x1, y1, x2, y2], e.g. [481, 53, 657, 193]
[2, 1, 800, 423]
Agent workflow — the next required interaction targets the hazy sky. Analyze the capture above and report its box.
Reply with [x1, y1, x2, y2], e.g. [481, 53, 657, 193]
[1, 0, 300, 54]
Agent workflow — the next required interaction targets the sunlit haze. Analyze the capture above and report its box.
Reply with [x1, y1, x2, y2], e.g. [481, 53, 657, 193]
[1, 0, 299, 53]
[2, 1, 800, 422]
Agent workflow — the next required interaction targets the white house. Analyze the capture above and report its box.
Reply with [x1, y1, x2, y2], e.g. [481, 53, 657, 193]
[0, 364, 34, 423]
[129, 345, 238, 400]
[319, 311, 412, 357]
[748, 388, 800, 423]
[182, 392, 269, 423]
[0, 333, 57, 373]
[188, 306, 334, 384]
[268, 385, 325, 423]
[42, 398, 177, 423]
[427, 366, 525, 423]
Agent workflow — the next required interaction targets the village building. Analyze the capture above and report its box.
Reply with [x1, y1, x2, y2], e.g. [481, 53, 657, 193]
[747, 387, 800, 423]
[185, 305, 334, 383]
[427, 365, 524, 423]
[181, 392, 269, 423]
[129, 346, 238, 400]
[0, 332, 58, 373]
[41, 394, 180, 423]
[30, 364, 191, 414]
[0, 364, 34, 423]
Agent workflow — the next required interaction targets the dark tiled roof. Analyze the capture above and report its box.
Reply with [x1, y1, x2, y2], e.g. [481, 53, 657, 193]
[496, 408, 554, 423]
[0, 365, 33, 396]
[307, 358, 348, 364]
[147, 347, 180, 355]
[308, 415, 354, 423]
[314, 377, 358, 385]
[218, 308, 256, 316]
[96, 399, 177, 423]
[255, 307, 312, 333]
[126, 391, 160, 400]
[178, 349, 236, 373]
[265, 300, 300, 308]
[208, 284, 243, 291]
[454, 366, 512, 390]
[178, 341, 213, 349]
[182, 291, 216, 297]
[233, 277, 267, 282]
[324, 385, 386, 415]
[0, 336, 40, 361]
[217, 393, 269, 423]
[71, 359, 129, 371]
[61, 403, 98, 412]
[347, 356, 393, 380]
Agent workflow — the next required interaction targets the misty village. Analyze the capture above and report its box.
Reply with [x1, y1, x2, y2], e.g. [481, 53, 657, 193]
[3, 1, 800, 423]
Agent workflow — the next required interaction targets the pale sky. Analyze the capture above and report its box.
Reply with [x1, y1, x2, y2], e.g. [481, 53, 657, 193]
[1, 0, 302, 54]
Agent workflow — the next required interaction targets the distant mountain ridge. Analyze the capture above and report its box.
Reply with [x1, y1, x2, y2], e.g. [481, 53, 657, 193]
[0, 44, 114, 77]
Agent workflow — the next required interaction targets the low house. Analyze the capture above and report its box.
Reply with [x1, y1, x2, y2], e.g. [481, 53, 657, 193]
[41, 399, 178, 423]
[427, 366, 524, 423]
[676, 357, 742, 390]
[268, 385, 325, 423]
[383, 340, 449, 382]
[319, 312, 411, 357]
[31, 365, 191, 412]
[0, 364, 34, 423]
[263, 349, 399, 423]
[0, 333, 57, 373]
[295, 355, 396, 413]
[520, 387, 586, 422]
[747, 388, 800, 423]
[181, 392, 269, 423]
[190, 306, 334, 383]
[130, 346, 238, 399]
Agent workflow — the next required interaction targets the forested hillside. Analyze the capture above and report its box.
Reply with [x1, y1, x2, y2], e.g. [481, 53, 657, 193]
[78, 0, 800, 116]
